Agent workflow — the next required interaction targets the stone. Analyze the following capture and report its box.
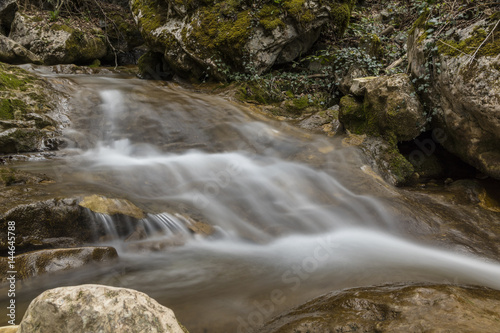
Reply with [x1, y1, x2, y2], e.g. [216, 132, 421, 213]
[9, 13, 107, 65]
[0, 198, 96, 252]
[0, 0, 17, 35]
[259, 283, 500, 333]
[131, 0, 354, 80]
[17, 285, 188, 333]
[408, 17, 500, 179]
[0, 34, 41, 64]
[79, 194, 146, 219]
[0, 247, 118, 282]
[0, 326, 18, 333]
[349, 76, 377, 96]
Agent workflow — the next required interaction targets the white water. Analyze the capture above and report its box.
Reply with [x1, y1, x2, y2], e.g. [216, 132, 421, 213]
[4, 74, 500, 332]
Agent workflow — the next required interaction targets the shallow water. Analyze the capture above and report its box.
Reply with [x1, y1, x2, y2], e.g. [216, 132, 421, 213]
[2, 71, 500, 332]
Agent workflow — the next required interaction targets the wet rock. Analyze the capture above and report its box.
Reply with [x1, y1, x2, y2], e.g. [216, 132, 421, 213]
[408, 17, 500, 180]
[297, 107, 340, 135]
[0, 35, 41, 64]
[79, 194, 146, 219]
[0, 247, 118, 282]
[17, 285, 188, 333]
[0, 0, 17, 35]
[9, 13, 107, 65]
[259, 283, 500, 333]
[0, 198, 96, 253]
[0, 62, 67, 154]
[131, 0, 354, 80]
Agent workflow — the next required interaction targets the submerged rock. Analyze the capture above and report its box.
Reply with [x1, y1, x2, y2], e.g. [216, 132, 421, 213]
[259, 283, 500, 333]
[131, 0, 355, 80]
[0, 247, 117, 282]
[408, 16, 500, 180]
[18, 285, 189, 333]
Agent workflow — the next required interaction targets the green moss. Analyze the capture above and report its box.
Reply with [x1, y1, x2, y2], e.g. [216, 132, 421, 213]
[330, 3, 351, 35]
[50, 24, 74, 33]
[360, 33, 382, 58]
[65, 30, 106, 64]
[408, 9, 430, 37]
[237, 81, 281, 104]
[438, 27, 500, 57]
[385, 146, 415, 185]
[258, 4, 285, 31]
[339, 95, 368, 134]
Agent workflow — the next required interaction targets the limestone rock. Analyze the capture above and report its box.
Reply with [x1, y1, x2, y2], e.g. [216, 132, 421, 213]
[0, 247, 118, 282]
[408, 17, 500, 179]
[131, 0, 354, 80]
[9, 13, 107, 65]
[79, 194, 146, 219]
[0, 34, 41, 64]
[259, 283, 500, 333]
[0, 326, 18, 333]
[17, 285, 188, 333]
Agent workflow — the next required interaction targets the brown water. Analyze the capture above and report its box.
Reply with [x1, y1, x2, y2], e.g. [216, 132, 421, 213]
[2, 70, 500, 332]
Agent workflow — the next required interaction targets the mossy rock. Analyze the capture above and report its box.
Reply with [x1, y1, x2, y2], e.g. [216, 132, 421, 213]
[131, 0, 355, 80]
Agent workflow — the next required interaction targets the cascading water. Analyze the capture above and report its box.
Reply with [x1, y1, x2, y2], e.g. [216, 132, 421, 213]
[2, 71, 500, 332]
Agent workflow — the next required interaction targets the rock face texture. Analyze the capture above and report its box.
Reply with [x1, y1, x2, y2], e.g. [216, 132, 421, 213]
[17, 285, 188, 333]
[259, 283, 500, 333]
[0, 0, 17, 35]
[131, 0, 354, 79]
[408, 17, 500, 179]
[0, 34, 41, 64]
[0, 62, 67, 154]
[9, 13, 107, 65]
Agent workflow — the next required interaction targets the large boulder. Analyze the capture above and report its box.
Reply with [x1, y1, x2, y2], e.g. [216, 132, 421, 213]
[9, 13, 107, 65]
[17, 285, 188, 333]
[259, 283, 500, 332]
[0, 247, 118, 282]
[408, 16, 500, 179]
[131, 0, 355, 80]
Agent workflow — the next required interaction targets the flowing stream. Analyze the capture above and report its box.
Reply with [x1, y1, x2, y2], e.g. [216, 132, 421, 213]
[2, 70, 500, 332]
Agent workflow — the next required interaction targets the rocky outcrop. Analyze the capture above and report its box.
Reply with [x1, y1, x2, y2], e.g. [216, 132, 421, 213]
[408, 16, 500, 180]
[131, 0, 354, 80]
[9, 13, 107, 65]
[0, 247, 117, 282]
[17, 285, 188, 333]
[0, 62, 67, 154]
[339, 74, 426, 185]
[259, 283, 500, 333]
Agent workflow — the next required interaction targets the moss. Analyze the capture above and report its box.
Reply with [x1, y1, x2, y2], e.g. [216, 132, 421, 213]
[258, 4, 285, 31]
[360, 33, 382, 58]
[330, 3, 351, 35]
[339, 95, 368, 134]
[65, 30, 106, 64]
[89, 59, 101, 68]
[237, 81, 281, 104]
[50, 24, 74, 33]
[408, 9, 430, 36]
[385, 146, 415, 185]
[438, 26, 500, 58]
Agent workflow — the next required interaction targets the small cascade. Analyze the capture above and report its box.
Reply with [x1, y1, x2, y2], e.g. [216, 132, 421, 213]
[141, 213, 191, 237]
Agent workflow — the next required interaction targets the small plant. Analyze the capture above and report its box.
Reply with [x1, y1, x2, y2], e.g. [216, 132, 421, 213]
[49, 10, 59, 22]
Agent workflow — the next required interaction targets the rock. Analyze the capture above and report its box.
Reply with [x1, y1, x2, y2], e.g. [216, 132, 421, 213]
[0, 34, 41, 64]
[338, 74, 427, 186]
[9, 13, 107, 65]
[131, 0, 354, 80]
[0, 62, 67, 153]
[259, 283, 500, 333]
[0, 0, 17, 35]
[79, 194, 146, 219]
[0, 247, 118, 282]
[349, 76, 377, 96]
[408, 17, 500, 180]
[0, 198, 97, 252]
[338, 65, 369, 95]
[0, 326, 18, 333]
[359, 33, 382, 58]
[17, 285, 189, 333]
